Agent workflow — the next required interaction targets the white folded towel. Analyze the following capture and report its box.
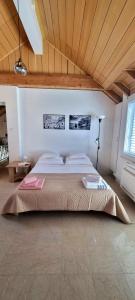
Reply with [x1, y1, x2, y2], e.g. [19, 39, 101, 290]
[82, 177, 108, 190]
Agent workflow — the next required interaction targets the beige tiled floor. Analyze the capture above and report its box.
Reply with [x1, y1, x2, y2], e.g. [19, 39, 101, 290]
[0, 167, 135, 299]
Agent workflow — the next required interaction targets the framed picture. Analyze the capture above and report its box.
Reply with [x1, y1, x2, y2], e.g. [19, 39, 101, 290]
[69, 115, 91, 130]
[43, 114, 65, 129]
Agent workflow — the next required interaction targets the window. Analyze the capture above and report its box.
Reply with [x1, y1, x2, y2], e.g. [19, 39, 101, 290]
[124, 100, 135, 156]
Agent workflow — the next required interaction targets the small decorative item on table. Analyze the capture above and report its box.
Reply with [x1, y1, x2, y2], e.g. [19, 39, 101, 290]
[6, 161, 32, 183]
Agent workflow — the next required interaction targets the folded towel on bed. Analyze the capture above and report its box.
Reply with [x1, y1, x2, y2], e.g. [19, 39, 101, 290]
[23, 176, 38, 184]
[84, 174, 101, 183]
[82, 177, 108, 190]
[19, 177, 45, 190]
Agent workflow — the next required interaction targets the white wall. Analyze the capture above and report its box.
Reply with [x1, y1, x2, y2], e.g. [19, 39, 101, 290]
[19, 88, 115, 173]
[111, 94, 135, 181]
[0, 86, 20, 161]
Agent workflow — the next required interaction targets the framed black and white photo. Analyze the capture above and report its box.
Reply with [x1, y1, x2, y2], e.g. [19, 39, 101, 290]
[43, 114, 65, 129]
[69, 115, 91, 130]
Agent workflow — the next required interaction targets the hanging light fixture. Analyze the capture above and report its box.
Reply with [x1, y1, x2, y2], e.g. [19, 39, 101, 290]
[14, 0, 27, 76]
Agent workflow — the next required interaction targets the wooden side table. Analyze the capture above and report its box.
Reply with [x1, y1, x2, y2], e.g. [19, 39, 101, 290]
[6, 161, 32, 182]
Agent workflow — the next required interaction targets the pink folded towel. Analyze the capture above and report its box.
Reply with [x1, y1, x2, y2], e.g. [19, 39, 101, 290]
[19, 177, 45, 190]
[24, 176, 38, 184]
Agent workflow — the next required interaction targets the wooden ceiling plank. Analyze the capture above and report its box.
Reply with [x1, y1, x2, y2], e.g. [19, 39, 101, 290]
[35, 55, 43, 73]
[126, 70, 135, 80]
[72, 0, 86, 63]
[0, 29, 13, 53]
[76, 0, 97, 68]
[8, 52, 16, 73]
[101, 18, 135, 86]
[49, 0, 60, 50]
[114, 82, 130, 96]
[61, 56, 67, 74]
[48, 43, 55, 73]
[94, 0, 135, 81]
[42, 0, 55, 45]
[5, 0, 17, 19]
[57, 0, 66, 53]
[0, 42, 6, 59]
[88, 0, 126, 75]
[1, 56, 10, 73]
[35, 0, 48, 39]
[82, 0, 111, 71]
[7, 16, 20, 43]
[1, 22, 17, 50]
[42, 41, 49, 73]
[105, 90, 122, 104]
[0, 73, 103, 90]
[14, 14, 27, 43]
[74, 66, 81, 75]
[0, 0, 16, 24]
[66, 0, 76, 59]
[68, 62, 75, 75]
[28, 48, 36, 73]
[21, 43, 29, 70]
[54, 49, 62, 73]
[103, 42, 135, 88]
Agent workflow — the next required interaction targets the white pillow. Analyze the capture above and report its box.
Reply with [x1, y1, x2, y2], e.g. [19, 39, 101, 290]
[37, 157, 64, 165]
[38, 152, 59, 160]
[65, 156, 92, 165]
[67, 153, 89, 160]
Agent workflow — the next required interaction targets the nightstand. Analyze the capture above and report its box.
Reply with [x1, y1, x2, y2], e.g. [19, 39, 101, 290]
[6, 161, 32, 182]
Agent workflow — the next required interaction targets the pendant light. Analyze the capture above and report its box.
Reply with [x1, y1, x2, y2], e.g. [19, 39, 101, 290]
[14, 0, 27, 76]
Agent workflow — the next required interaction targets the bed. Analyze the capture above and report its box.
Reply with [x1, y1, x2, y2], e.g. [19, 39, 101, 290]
[1, 153, 131, 224]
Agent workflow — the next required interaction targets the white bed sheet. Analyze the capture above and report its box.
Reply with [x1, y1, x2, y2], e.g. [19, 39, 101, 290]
[31, 163, 97, 174]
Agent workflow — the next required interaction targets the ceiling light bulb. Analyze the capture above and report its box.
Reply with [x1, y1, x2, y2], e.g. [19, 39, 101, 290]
[14, 58, 27, 76]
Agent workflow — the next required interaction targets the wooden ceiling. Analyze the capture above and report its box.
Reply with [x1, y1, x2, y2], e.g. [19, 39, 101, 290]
[1, 0, 135, 103]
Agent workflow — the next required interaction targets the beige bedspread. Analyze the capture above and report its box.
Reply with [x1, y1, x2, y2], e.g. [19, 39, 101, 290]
[1, 174, 131, 224]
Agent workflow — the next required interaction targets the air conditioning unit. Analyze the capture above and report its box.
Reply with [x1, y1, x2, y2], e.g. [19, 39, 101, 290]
[120, 162, 135, 202]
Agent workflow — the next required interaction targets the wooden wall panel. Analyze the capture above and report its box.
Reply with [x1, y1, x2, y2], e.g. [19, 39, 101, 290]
[0, 41, 85, 76]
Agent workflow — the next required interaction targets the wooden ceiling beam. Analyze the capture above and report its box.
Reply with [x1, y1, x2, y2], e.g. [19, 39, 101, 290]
[0, 73, 103, 90]
[126, 70, 135, 80]
[104, 90, 122, 104]
[13, 0, 43, 54]
[114, 82, 130, 96]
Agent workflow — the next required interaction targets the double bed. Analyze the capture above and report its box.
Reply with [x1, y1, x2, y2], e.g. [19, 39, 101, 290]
[1, 153, 131, 224]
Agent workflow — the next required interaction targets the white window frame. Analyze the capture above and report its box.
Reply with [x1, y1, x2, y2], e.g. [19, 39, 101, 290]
[124, 99, 135, 158]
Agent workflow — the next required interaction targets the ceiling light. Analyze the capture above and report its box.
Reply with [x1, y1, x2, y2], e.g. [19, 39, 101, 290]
[14, 0, 28, 76]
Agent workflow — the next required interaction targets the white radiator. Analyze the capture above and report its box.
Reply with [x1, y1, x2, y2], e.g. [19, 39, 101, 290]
[120, 162, 135, 202]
